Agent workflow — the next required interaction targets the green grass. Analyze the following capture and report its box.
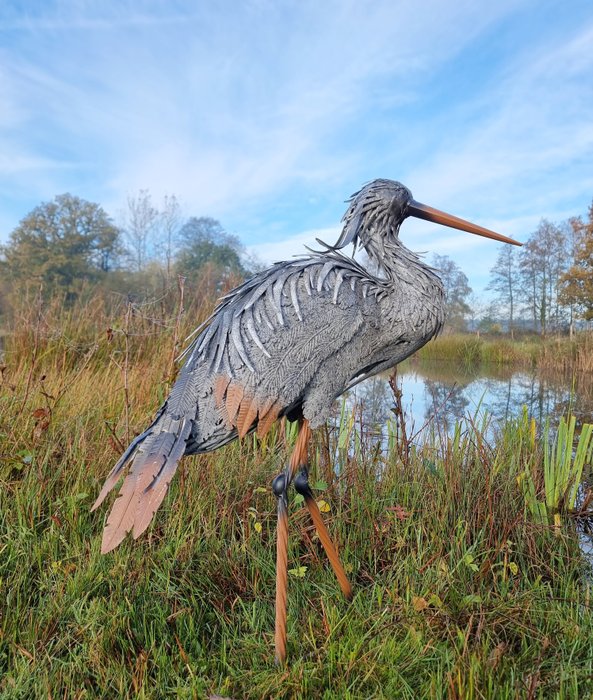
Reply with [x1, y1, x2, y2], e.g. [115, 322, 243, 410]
[2, 302, 593, 698]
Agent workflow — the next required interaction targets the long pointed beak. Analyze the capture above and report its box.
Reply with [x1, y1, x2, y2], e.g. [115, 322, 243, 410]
[408, 200, 522, 246]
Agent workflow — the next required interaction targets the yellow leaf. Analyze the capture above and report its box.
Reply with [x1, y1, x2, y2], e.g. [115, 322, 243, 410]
[508, 561, 518, 576]
[412, 596, 428, 612]
[288, 566, 307, 578]
[254, 522, 262, 533]
[317, 499, 330, 513]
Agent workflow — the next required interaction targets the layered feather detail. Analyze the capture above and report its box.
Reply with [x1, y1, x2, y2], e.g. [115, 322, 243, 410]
[95, 416, 192, 553]
[177, 253, 381, 375]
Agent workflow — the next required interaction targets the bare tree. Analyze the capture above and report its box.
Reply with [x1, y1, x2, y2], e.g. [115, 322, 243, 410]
[486, 245, 518, 338]
[518, 220, 568, 335]
[122, 190, 159, 272]
[431, 254, 472, 331]
[157, 194, 182, 280]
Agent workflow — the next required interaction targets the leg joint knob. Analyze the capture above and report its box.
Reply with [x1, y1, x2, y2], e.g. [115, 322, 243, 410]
[272, 473, 287, 498]
[294, 469, 312, 498]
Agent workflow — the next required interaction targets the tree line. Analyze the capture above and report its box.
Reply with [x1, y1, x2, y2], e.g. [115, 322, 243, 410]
[1, 190, 592, 336]
[486, 202, 593, 336]
[0, 191, 257, 318]
[0, 190, 475, 329]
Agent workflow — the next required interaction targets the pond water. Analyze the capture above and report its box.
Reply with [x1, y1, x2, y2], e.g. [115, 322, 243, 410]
[347, 359, 593, 564]
[348, 359, 593, 443]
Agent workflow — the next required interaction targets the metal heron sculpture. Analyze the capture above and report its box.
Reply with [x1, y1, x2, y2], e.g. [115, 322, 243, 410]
[93, 179, 520, 663]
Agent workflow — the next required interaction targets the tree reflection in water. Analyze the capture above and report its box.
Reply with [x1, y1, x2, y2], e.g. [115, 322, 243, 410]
[348, 360, 593, 444]
[346, 361, 593, 565]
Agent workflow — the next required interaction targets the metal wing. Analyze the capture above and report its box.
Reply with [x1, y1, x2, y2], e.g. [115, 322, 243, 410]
[182, 252, 383, 441]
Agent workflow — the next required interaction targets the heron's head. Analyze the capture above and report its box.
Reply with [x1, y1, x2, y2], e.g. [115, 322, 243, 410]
[326, 179, 520, 257]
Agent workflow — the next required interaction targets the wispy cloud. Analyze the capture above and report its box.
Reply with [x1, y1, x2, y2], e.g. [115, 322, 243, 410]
[407, 22, 593, 214]
[247, 226, 342, 265]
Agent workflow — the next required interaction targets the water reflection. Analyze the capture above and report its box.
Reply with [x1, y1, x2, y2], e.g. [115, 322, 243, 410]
[348, 359, 593, 441]
[346, 360, 593, 568]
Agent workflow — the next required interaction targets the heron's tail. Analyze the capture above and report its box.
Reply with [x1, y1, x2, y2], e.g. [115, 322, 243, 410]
[92, 408, 193, 553]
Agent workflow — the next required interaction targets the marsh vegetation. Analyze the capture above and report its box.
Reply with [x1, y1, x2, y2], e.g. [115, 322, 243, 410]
[1, 294, 593, 698]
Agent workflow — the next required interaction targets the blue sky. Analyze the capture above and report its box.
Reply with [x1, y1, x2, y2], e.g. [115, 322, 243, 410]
[1, 0, 592, 297]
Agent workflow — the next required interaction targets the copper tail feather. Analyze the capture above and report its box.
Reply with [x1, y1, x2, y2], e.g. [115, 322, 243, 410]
[92, 413, 193, 553]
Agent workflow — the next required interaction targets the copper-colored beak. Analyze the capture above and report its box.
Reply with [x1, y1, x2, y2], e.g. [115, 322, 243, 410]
[408, 200, 522, 246]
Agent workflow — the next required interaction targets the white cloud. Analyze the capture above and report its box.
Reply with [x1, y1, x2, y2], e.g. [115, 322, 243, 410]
[1, 0, 592, 301]
[247, 225, 342, 264]
[0, 0, 526, 215]
[406, 22, 593, 216]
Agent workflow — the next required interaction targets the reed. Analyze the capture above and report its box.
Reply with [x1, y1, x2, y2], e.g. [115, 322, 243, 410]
[417, 332, 593, 372]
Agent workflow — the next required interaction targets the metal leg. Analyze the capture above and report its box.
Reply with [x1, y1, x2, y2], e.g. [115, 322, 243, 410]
[294, 467, 353, 600]
[270, 418, 353, 665]
[272, 469, 290, 665]
[271, 420, 309, 665]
